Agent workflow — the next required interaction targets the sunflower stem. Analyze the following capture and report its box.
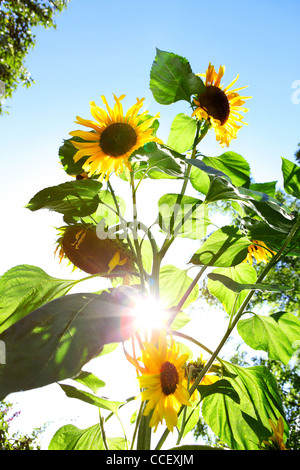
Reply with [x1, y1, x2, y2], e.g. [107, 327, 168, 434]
[136, 406, 152, 450]
[158, 120, 203, 260]
[130, 172, 146, 293]
[98, 409, 109, 450]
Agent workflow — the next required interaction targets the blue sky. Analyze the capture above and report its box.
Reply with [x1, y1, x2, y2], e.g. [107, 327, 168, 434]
[0, 0, 300, 448]
[1, 0, 300, 275]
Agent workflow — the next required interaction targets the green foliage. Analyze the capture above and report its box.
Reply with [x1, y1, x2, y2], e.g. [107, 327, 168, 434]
[0, 287, 138, 399]
[26, 180, 103, 217]
[202, 362, 288, 450]
[0, 400, 44, 450]
[237, 312, 300, 365]
[0, 265, 77, 332]
[150, 49, 204, 105]
[190, 226, 251, 267]
[2, 47, 300, 450]
[0, 0, 69, 114]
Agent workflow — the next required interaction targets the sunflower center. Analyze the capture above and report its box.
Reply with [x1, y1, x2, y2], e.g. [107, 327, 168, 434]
[160, 361, 179, 396]
[197, 86, 230, 125]
[100, 122, 137, 158]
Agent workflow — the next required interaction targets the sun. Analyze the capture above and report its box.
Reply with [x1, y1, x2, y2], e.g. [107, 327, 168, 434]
[133, 297, 168, 333]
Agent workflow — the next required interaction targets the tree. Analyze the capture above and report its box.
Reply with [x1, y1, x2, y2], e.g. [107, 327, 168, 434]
[0, 0, 69, 115]
[0, 400, 45, 450]
[295, 143, 300, 165]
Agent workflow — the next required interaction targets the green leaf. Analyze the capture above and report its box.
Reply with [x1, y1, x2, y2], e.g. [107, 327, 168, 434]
[190, 226, 250, 267]
[48, 424, 127, 450]
[59, 384, 123, 415]
[202, 362, 288, 450]
[59, 136, 91, 176]
[177, 400, 200, 439]
[202, 151, 251, 187]
[73, 370, 105, 394]
[237, 312, 300, 365]
[169, 310, 191, 331]
[129, 143, 185, 180]
[167, 113, 197, 153]
[198, 379, 240, 404]
[0, 287, 138, 399]
[207, 273, 292, 294]
[150, 49, 204, 105]
[241, 216, 300, 255]
[158, 193, 210, 239]
[96, 189, 126, 225]
[159, 265, 199, 309]
[26, 179, 102, 217]
[249, 181, 277, 198]
[207, 264, 257, 316]
[0, 265, 77, 333]
[281, 157, 300, 199]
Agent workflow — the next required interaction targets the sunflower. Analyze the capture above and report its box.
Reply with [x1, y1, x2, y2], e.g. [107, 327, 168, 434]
[261, 417, 288, 450]
[55, 224, 136, 281]
[184, 355, 220, 402]
[69, 94, 161, 181]
[244, 240, 276, 265]
[192, 63, 251, 147]
[126, 329, 191, 432]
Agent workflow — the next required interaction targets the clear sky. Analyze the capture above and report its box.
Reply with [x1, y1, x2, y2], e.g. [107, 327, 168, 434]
[0, 0, 300, 448]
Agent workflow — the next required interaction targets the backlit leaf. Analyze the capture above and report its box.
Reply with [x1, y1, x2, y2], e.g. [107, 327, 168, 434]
[150, 49, 204, 105]
[202, 362, 288, 450]
[190, 226, 250, 267]
[237, 311, 300, 364]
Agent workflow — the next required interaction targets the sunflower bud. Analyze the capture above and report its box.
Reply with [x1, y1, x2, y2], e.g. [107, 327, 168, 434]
[55, 224, 136, 277]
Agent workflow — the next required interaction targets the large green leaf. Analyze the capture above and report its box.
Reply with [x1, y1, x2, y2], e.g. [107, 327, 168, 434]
[249, 181, 277, 198]
[159, 265, 199, 309]
[207, 264, 257, 316]
[202, 362, 288, 450]
[59, 383, 123, 415]
[190, 226, 251, 267]
[167, 113, 197, 153]
[26, 179, 102, 217]
[0, 265, 77, 333]
[241, 216, 300, 255]
[158, 193, 210, 239]
[150, 49, 204, 105]
[0, 287, 139, 400]
[281, 157, 300, 199]
[188, 159, 231, 196]
[202, 152, 251, 187]
[237, 312, 300, 365]
[48, 424, 127, 450]
[73, 370, 106, 394]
